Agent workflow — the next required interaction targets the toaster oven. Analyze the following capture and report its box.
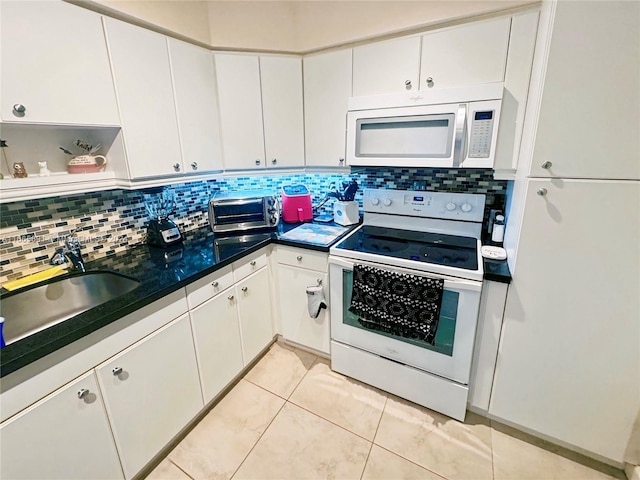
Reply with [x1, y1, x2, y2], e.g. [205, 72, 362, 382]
[208, 191, 280, 233]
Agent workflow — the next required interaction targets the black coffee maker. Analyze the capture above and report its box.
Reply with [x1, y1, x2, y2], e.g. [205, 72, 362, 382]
[145, 189, 183, 248]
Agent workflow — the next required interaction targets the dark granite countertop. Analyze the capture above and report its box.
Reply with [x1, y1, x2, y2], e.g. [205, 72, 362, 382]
[0, 220, 359, 377]
[483, 258, 512, 284]
[1, 218, 510, 377]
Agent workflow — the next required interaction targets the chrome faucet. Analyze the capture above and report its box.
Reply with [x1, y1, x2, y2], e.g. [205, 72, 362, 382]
[50, 235, 86, 272]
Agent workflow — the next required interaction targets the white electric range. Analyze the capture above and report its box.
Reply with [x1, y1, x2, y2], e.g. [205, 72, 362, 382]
[329, 188, 486, 421]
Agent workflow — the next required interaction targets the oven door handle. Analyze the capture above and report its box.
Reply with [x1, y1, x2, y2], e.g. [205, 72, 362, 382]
[329, 256, 483, 292]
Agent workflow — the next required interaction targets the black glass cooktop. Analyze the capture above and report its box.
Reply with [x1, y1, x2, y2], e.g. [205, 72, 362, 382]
[334, 225, 478, 270]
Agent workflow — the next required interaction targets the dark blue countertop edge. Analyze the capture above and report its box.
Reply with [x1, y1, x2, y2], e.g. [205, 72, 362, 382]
[0, 221, 358, 377]
[1, 220, 511, 377]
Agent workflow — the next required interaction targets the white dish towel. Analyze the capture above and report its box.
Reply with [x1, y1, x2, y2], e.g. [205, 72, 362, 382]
[306, 284, 327, 319]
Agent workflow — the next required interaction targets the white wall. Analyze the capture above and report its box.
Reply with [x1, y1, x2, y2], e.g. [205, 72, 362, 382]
[86, 0, 536, 52]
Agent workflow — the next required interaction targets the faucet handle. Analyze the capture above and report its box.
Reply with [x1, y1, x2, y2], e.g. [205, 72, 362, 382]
[50, 247, 68, 266]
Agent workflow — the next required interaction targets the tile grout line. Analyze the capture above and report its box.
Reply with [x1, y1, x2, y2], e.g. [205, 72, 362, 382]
[358, 395, 389, 480]
[228, 393, 288, 480]
[168, 459, 196, 480]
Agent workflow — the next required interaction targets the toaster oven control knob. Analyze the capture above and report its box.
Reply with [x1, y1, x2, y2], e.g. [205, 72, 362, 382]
[461, 203, 472, 212]
[370, 197, 380, 206]
[446, 202, 457, 211]
[382, 198, 392, 206]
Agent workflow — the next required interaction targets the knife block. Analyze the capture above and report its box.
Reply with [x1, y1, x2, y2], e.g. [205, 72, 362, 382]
[333, 201, 359, 226]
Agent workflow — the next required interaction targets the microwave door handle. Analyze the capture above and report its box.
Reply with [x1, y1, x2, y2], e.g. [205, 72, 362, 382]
[453, 104, 467, 168]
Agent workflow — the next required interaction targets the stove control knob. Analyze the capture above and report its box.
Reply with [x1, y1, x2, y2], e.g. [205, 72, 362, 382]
[370, 198, 380, 206]
[446, 202, 457, 211]
[461, 203, 472, 212]
[383, 198, 392, 206]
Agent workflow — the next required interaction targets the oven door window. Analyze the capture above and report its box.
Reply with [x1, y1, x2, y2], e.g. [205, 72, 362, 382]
[214, 200, 265, 225]
[342, 269, 459, 356]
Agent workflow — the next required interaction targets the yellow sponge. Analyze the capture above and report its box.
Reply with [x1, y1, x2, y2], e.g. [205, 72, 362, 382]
[3, 266, 68, 291]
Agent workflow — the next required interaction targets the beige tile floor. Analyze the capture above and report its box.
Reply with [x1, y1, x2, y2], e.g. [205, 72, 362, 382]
[147, 342, 626, 480]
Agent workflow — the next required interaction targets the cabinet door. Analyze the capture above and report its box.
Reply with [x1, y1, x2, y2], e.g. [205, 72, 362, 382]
[353, 36, 421, 96]
[303, 49, 352, 167]
[236, 268, 274, 363]
[278, 265, 330, 355]
[97, 315, 203, 479]
[190, 287, 244, 404]
[168, 39, 223, 174]
[0, 371, 123, 480]
[0, 1, 119, 125]
[530, 1, 639, 180]
[104, 18, 182, 178]
[215, 53, 265, 169]
[260, 56, 305, 168]
[420, 17, 511, 90]
[493, 10, 539, 177]
[490, 180, 640, 463]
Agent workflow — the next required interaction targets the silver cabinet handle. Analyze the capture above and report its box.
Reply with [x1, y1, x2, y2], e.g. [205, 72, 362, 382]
[112, 367, 123, 376]
[191, 162, 198, 170]
[250, 260, 256, 266]
[12, 104, 26, 116]
[404, 80, 412, 89]
[537, 188, 548, 196]
[77, 388, 90, 399]
[338, 158, 345, 164]
[241, 286, 248, 292]
[541, 161, 552, 169]
[228, 294, 235, 301]
[173, 163, 181, 172]
[426, 76, 434, 85]
[255, 159, 261, 166]
[212, 281, 219, 287]
[296, 255, 303, 261]
[317, 278, 323, 285]
[271, 158, 277, 165]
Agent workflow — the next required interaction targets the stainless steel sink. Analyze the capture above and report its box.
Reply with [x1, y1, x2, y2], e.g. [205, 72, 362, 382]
[0, 271, 140, 346]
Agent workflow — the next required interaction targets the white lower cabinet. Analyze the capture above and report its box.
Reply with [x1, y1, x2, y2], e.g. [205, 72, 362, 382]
[236, 268, 274, 363]
[96, 314, 203, 479]
[0, 371, 123, 480]
[278, 265, 330, 355]
[190, 286, 244, 404]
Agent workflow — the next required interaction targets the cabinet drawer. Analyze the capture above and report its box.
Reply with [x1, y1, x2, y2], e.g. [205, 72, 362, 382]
[232, 251, 268, 283]
[277, 246, 328, 272]
[185, 265, 234, 309]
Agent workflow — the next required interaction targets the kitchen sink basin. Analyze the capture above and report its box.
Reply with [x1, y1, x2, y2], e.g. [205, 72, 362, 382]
[0, 271, 140, 346]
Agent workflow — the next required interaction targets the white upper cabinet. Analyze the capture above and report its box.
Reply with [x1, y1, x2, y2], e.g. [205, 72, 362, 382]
[104, 17, 183, 179]
[260, 56, 305, 168]
[168, 39, 223, 174]
[303, 49, 352, 167]
[0, 1, 119, 125]
[216, 53, 304, 170]
[215, 53, 266, 169]
[493, 10, 539, 178]
[420, 17, 511, 90]
[352, 36, 421, 96]
[529, 1, 640, 180]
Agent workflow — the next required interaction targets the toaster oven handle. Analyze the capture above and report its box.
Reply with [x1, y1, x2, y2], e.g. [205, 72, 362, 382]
[452, 104, 467, 168]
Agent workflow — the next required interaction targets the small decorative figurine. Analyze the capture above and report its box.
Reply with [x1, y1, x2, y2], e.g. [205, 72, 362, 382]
[38, 161, 51, 176]
[12, 162, 28, 178]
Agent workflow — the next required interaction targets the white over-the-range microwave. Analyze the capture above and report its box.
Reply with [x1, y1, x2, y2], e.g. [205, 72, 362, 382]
[346, 83, 503, 168]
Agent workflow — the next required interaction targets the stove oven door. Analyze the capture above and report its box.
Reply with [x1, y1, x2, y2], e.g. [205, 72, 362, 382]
[329, 256, 482, 384]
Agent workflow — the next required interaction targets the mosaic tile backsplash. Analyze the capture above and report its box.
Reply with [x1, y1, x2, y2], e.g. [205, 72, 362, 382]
[0, 168, 507, 283]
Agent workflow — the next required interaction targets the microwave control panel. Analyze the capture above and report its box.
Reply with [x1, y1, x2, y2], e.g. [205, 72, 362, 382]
[468, 110, 495, 158]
